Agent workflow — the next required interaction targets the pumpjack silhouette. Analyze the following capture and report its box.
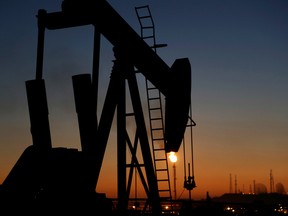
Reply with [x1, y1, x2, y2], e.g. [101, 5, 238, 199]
[0, 1, 192, 215]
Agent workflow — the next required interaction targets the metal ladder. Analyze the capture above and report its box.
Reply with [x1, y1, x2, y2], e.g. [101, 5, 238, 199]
[135, 5, 172, 206]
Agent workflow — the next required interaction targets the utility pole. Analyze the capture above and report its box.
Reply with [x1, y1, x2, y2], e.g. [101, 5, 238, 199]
[270, 169, 274, 193]
[169, 152, 177, 200]
[229, 173, 233, 193]
[234, 175, 237, 194]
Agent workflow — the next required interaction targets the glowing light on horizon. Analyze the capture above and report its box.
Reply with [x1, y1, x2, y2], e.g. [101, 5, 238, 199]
[168, 151, 177, 163]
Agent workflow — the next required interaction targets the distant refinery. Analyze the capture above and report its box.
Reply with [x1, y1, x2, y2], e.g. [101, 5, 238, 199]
[229, 170, 287, 195]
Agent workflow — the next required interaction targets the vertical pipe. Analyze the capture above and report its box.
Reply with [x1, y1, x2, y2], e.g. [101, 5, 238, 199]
[72, 74, 98, 190]
[35, 9, 46, 80]
[173, 162, 177, 200]
[26, 79, 52, 149]
[117, 61, 128, 215]
[91, 27, 101, 127]
[72, 74, 97, 155]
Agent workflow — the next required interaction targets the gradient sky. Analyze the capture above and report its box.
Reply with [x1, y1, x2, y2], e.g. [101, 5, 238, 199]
[0, 0, 287, 200]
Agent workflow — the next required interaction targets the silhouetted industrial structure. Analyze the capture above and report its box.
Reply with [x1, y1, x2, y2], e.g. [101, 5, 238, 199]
[0, 0, 194, 215]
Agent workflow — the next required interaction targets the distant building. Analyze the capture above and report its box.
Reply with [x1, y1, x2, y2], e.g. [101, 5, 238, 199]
[255, 183, 267, 194]
[275, 182, 286, 194]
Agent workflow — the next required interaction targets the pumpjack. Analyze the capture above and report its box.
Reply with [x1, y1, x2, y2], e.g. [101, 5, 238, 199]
[0, 0, 192, 215]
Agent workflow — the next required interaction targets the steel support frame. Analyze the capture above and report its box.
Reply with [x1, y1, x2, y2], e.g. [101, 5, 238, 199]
[35, 7, 163, 215]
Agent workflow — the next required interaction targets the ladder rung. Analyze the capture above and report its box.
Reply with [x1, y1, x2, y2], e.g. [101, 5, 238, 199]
[151, 127, 163, 131]
[152, 138, 164, 141]
[148, 97, 160, 100]
[156, 168, 168, 172]
[149, 107, 161, 111]
[150, 117, 162, 121]
[142, 36, 154, 39]
[157, 179, 168, 181]
[142, 26, 154, 29]
[135, 5, 149, 9]
[155, 159, 167, 162]
[155, 158, 167, 162]
[138, 15, 151, 19]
